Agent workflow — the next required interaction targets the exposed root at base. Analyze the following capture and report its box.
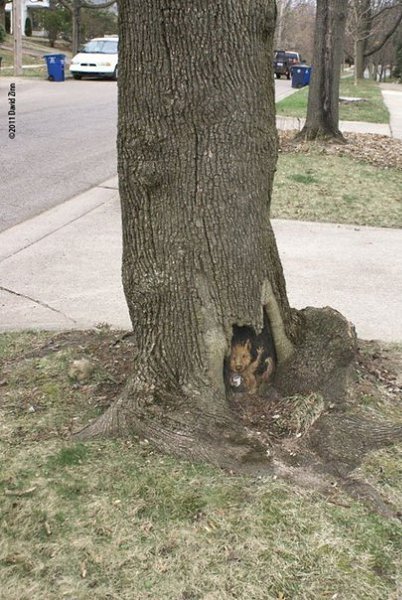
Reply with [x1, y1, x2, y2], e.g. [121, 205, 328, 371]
[295, 126, 346, 143]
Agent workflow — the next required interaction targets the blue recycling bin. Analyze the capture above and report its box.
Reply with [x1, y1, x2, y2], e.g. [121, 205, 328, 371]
[43, 54, 65, 82]
[291, 65, 312, 88]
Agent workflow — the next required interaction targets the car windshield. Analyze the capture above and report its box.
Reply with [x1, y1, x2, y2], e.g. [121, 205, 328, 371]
[80, 40, 118, 54]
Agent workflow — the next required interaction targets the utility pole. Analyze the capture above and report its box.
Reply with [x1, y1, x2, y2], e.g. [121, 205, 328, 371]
[13, 0, 23, 76]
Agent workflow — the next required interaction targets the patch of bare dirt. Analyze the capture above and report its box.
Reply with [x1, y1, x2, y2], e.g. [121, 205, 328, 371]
[0, 329, 134, 435]
[37, 329, 136, 409]
[279, 130, 402, 170]
[3, 330, 400, 440]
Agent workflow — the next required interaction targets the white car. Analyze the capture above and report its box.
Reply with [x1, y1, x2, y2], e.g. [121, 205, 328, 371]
[70, 36, 118, 80]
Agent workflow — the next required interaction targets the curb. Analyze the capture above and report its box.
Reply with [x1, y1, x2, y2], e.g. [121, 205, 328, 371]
[0, 176, 118, 264]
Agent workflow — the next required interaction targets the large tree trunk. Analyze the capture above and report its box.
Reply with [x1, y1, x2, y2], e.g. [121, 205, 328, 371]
[75, 0, 402, 487]
[298, 0, 348, 141]
[76, 0, 349, 458]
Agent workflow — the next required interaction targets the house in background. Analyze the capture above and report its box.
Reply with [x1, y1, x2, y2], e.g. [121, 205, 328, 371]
[5, 0, 49, 36]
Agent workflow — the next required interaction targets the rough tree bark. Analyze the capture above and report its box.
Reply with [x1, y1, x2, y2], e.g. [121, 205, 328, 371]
[297, 0, 348, 141]
[76, 0, 402, 491]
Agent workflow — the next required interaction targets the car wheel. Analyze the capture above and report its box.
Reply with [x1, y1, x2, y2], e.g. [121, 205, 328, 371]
[112, 65, 118, 81]
[73, 73, 82, 80]
[275, 73, 280, 79]
[286, 72, 291, 80]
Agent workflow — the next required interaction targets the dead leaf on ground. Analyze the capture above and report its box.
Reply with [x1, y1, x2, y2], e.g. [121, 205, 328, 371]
[279, 131, 402, 170]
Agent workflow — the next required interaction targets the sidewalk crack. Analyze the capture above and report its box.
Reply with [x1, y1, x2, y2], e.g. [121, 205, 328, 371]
[0, 285, 78, 324]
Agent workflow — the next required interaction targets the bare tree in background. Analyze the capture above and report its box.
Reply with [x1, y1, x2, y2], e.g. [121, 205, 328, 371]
[274, 0, 316, 62]
[347, 0, 402, 80]
[58, 0, 116, 54]
[298, 0, 348, 141]
[275, 0, 292, 49]
[367, 18, 402, 80]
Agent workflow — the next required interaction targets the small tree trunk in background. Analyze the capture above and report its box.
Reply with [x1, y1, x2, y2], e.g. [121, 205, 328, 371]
[0, 0, 6, 28]
[354, 0, 371, 81]
[298, 0, 348, 141]
[276, 0, 285, 49]
[72, 0, 81, 54]
[354, 38, 365, 82]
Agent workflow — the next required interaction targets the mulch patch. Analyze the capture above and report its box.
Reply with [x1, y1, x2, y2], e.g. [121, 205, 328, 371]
[279, 130, 402, 171]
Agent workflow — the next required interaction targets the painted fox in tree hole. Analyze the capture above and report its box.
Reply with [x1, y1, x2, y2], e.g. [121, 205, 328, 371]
[225, 313, 276, 395]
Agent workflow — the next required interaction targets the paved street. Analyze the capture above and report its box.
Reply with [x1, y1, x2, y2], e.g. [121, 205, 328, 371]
[0, 77, 297, 232]
[274, 77, 297, 102]
[0, 77, 118, 232]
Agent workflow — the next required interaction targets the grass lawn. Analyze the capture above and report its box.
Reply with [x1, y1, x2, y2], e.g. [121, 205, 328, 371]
[272, 149, 402, 228]
[0, 34, 71, 78]
[1, 63, 48, 78]
[276, 77, 390, 123]
[1, 329, 402, 600]
[0, 47, 48, 78]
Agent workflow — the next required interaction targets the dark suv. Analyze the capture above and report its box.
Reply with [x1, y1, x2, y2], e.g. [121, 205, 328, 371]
[273, 50, 302, 79]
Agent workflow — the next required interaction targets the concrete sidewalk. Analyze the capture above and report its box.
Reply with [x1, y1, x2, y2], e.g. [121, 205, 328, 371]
[380, 83, 402, 140]
[1, 177, 401, 341]
[276, 115, 392, 136]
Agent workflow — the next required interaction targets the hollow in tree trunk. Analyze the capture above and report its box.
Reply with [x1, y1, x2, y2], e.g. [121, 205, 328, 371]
[75, 0, 402, 488]
[297, 0, 348, 141]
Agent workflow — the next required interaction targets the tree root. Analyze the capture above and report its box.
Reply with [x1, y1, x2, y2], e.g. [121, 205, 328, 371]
[74, 377, 272, 473]
[295, 126, 346, 143]
[73, 304, 402, 518]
